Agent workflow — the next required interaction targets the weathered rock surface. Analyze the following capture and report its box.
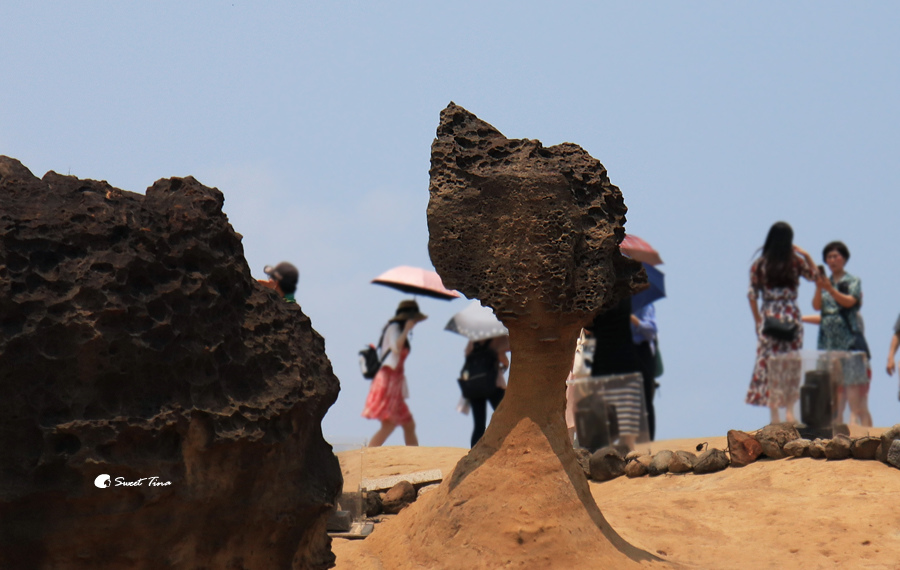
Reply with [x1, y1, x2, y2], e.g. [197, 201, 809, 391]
[382, 481, 417, 514]
[669, 450, 697, 474]
[589, 447, 625, 482]
[825, 435, 852, 460]
[887, 440, 900, 469]
[850, 436, 881, 460]
[575, 446, 592, 478]
[809, 439, 827, 459]
[878, 425, 900, 463]
[357, 104, 657, 568]
[727, 429, 763, 467]
[0, 157, 341, 569]
[756, 423, 800, 459]
[624, 459, 649, 478]
[693, 449, 729, 474]
[365, 490, 383, 517]
[427, 102, 645, 320]
[784, 439, 811, 458]
[649, 450, 674, 476]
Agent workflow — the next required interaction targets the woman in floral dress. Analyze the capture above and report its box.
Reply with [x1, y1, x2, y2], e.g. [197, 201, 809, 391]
[746, 222, 817, 423]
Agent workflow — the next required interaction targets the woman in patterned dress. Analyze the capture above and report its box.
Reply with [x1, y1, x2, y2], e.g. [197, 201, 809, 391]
[747, 222, 817, 423]
[363, 300, 427, 446]
[812, 241, 870, 427]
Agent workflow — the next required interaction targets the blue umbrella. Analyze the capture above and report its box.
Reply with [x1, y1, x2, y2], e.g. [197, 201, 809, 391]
[632, 263, 665, 312]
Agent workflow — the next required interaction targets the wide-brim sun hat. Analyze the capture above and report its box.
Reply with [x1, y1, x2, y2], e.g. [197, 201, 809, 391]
[389, 299, 428, 323]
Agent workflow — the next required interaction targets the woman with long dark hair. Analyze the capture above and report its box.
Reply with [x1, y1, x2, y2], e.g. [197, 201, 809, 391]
[747, 221, 817, 423]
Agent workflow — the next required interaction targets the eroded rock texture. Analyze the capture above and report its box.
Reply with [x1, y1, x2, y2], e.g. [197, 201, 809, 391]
[428, 103, 644, 321]
[356, 105, 657, 567]
[0, 157, 341, 569]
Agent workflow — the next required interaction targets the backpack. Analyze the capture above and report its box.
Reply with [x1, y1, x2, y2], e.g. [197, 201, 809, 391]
[359, 324, 392, 380]
[457, 341, 499, 399]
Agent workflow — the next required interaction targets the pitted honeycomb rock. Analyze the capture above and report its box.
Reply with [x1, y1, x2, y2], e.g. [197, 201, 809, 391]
[0, 156, 341, 570]
[427, 103, 645, 320]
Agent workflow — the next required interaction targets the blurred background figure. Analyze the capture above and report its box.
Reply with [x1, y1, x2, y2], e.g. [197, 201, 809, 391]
[459, 336, 509, 448]
[746, 222, 817, 424]
[261, 261, 299, 303]
[362, 300, 427, 446]
[812, 241, 871, 427]
[445, 301, 510, 448]
[888, 314, 900, 400]
[630, 301, 658, 440]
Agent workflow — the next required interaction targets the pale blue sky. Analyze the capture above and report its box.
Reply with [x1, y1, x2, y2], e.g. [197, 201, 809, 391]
[3, 2, 898, 447]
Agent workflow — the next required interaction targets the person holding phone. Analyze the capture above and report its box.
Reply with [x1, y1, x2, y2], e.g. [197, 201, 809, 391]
[813, 241, 870, 426]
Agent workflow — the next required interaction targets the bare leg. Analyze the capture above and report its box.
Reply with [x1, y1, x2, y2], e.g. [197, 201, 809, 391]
[369, 420, 397, 447]
[769, 402, 781, 424]
[784, 396, 797, 424]
[846, 386, 872, 427]
[402, 418, 419, 446]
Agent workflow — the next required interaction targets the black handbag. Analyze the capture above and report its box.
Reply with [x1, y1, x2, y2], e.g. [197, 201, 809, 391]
[837, 310, 870, 360]
[835, 282, 870, 360]
[762, 316, 799, 342]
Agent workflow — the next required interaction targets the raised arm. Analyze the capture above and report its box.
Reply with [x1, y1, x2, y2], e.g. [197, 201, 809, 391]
[888, 332, 900, 376]
[793, 245, 817, 281]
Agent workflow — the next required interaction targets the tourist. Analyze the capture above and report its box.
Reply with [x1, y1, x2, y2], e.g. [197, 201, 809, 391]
[813, 241, 871, 426]
[260, 261, 299, 303]
[631, 302, 658, 440]
[461, 335, 509, 448]
[888, 315, 900, 402]
[746, 222, 817, 424]
[362, 300, 427, 447]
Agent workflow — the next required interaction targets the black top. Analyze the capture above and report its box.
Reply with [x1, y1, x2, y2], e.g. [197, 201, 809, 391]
[587, 297, 639, 377]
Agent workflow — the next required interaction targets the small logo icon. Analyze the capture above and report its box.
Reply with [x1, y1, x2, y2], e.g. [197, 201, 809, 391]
[94, 474, 111, 488]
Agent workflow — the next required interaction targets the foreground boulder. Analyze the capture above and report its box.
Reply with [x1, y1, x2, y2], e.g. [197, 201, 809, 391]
[0, 158, 341, 569]
[727, 430, 763, 466]
[756, 423, 800, 459]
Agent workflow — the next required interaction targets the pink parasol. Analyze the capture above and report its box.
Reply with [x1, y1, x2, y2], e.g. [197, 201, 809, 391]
[372, 266, 461, 300]
[620, 234, 663, 266]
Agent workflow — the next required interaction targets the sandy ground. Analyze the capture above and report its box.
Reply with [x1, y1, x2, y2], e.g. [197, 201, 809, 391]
[333, 428, 900, 569]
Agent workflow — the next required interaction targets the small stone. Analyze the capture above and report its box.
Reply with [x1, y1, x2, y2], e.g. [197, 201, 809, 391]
[381, 481, 416, 514]
[783, 439, 811, 458]
[574, 447, 592, 479]
[756, 423, 801, 459]
[878, 424, 900, 463]
[693, 449, 729, 474]
[808, 439, 827, 459]
[589, 447, 625, 482]
[669, 450, 697, 474]
[625, 460, 649, 478]
[887, 440, 900, 469]
[364, 491, 382, 517]
[850, 437, 881, 460]
[649, 450, 674, 476]
[824, 435, 852, 460]
[728, 430, 763, 466]
[417, 483, 440, 498]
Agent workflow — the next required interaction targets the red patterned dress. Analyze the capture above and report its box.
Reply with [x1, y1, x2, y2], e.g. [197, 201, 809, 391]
[746, 256, 816, 406]
[362, 346, 412, 425]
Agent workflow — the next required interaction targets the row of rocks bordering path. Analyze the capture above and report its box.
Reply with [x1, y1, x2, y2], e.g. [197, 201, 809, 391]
[578, 424, 900, 482]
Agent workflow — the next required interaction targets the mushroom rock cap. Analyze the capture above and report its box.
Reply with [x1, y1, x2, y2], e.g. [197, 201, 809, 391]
[427, 103, 645, 322]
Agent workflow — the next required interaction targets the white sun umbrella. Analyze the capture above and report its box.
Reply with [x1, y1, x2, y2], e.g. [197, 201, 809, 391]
[445, 300, 508, 341]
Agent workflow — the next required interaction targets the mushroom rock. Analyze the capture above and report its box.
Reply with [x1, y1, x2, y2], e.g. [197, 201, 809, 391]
[0, 157, 341, 569]
[358, 104, 655, 567]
